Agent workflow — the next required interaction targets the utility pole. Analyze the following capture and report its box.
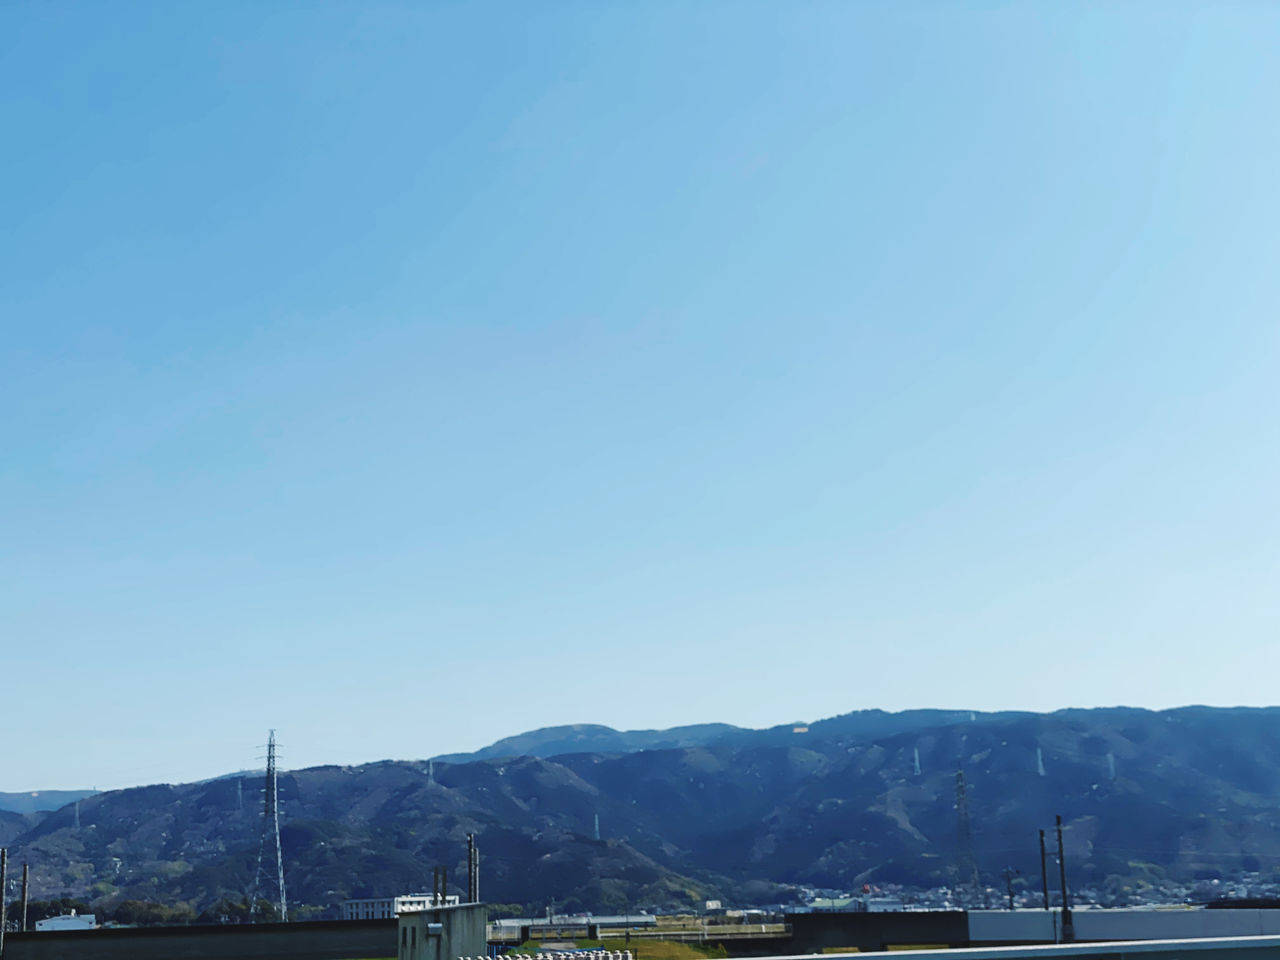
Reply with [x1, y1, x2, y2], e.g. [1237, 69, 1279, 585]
[1, 847, 7, 958]
[1002, 868, 1019, 910]
[470, 839, 479, 903]
[21, 863, 29, 932]
[1056, 815, 1073, 941]
[467, 834, 479, 903]
[1039, 830, 1050, 909]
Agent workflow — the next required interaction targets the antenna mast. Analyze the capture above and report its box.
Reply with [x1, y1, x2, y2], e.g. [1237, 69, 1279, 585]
[250, 730, 287, 922]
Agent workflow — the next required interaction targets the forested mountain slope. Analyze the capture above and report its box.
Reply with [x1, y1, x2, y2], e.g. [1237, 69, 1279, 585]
[7, 706, 1278, 915]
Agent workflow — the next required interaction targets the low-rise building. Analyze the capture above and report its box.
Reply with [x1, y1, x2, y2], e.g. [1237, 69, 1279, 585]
[342, 894, 460, 921]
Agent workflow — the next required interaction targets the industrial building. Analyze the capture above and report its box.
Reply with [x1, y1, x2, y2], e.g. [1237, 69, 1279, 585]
[489, 913, 659, 944]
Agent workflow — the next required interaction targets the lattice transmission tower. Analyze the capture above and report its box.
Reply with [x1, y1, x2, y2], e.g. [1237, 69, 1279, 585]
[250, 730, 287, 922]
[954, 769, 982, 908]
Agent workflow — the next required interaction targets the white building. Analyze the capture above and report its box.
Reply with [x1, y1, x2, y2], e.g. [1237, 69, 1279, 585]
[36, 911, 98, 931]
[343, 894, 460, 921]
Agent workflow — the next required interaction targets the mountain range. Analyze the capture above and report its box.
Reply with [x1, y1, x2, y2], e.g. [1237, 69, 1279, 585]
[4, 706, 1279, 917]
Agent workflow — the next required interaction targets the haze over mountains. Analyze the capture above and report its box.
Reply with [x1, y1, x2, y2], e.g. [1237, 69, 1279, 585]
[4, 706, 1279, 916]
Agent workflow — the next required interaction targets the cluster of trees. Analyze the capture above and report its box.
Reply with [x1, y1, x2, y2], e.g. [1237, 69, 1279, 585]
[112, 900, 198, 925]
[115, 898, 296, 925]
[193, 898, 283, 924]
[487, 902, 525, 919]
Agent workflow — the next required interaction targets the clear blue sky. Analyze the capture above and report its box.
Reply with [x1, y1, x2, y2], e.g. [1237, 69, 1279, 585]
[2, 1, 1277, 791]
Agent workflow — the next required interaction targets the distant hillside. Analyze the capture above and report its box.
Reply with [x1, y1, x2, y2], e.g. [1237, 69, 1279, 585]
[432, 711, 1032, 764]
[433, 722, 745, 763]
[0, 790, 97, 814]
[0, 809, 41, 845]
[5, 706, 1280, 916]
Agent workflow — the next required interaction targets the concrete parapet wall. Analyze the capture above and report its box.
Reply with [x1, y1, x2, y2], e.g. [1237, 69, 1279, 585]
[968, 910, 1280, 945]
[813, 935, 1280, 960]
[786, 911, 970, 953]
[1, 918, 395, 960]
